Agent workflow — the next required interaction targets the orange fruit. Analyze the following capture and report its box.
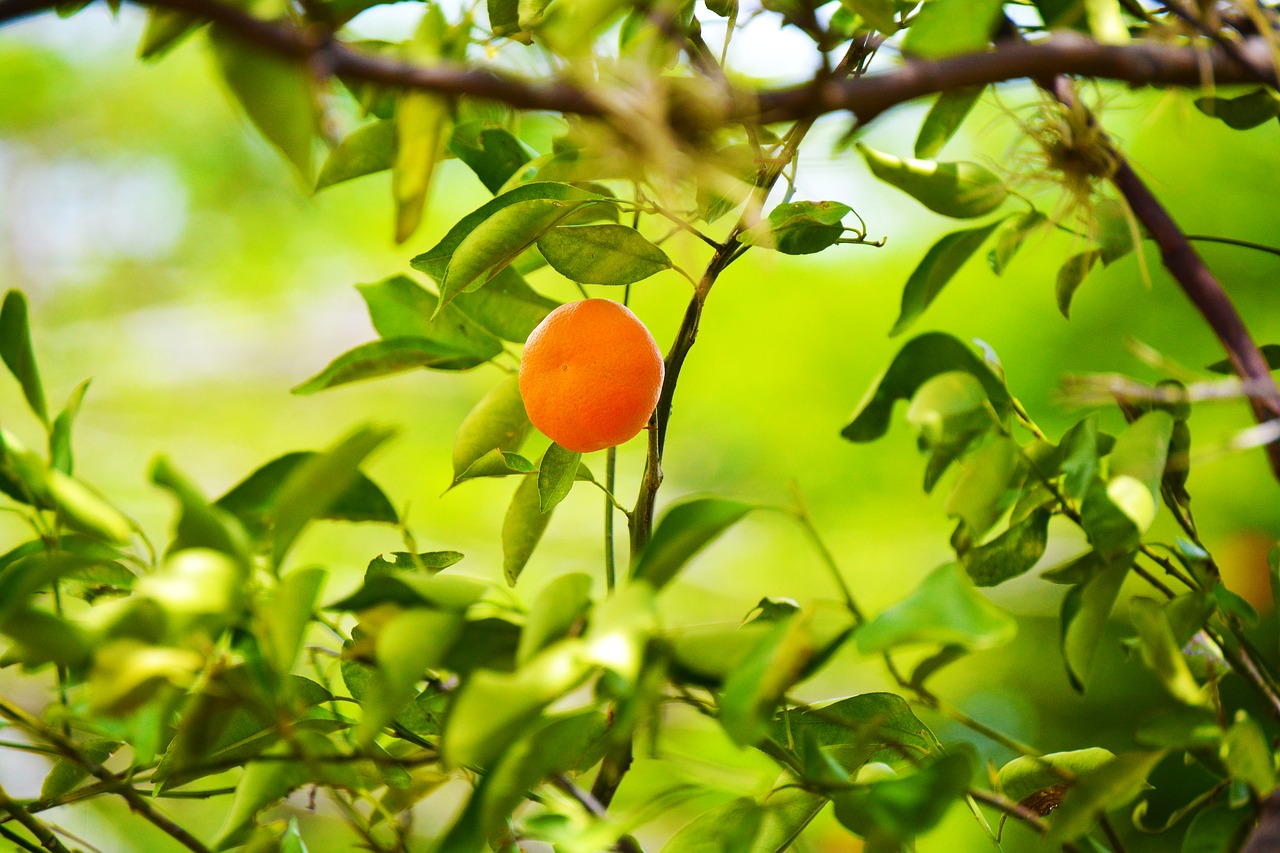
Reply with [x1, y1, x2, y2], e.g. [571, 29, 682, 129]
[519, 298, 665, 453]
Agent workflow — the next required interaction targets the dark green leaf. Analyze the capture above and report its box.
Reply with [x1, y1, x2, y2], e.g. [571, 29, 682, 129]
[720, 605, 854, 746]
[1181, 801, 1253, 853]
[209, 25, 318, 180]
[216, 449, 397, 544]
[1055, 249, 1101, 318]
[316, 119, 395, 190]
[840, 0, 899, 33]
[1194, 87, 1280, 130]
[858, 144, 1008, 218]
[630, 497, 754, 591]
[902, 0, 1002, 57]
[452, 375, 532, 485]
[1135, 706, 1221, 749]
[832, 752, 974, 842]
[988, 209, 1047, 274]
[915, 86, 984, 158]
[537, 443, 580, 512]
[1059, 415, 1100, 502]
[451, 268, 560, 342]
[891, 219, 1003, 335]
[856, 563, 1016, 653]
[40, 738, 118, 800]
[537, 224, 671, 283]
[1060, 551, 1131, 691]
[1046, 751, 1166, 843]
[0, 290, 48, 425]
[958, 507, 1051, 587]
[137, 7, 199, 59]
[770, 693, 940, 777]
[293, 337, 489, 394]
[151, 456, 252, 564]
[1206, 343, 1280, 374]
[1094, 198, 1136, 265]
[842, 332, 1012, 444]
[327, 571, 489, 611]
[366, 550, 464, 576]
[488, 0, 524, 38]
[357, 275, 504, 363]
[740, 201, 851, 255]
[449, 122, 532, 193]
[502, 473, 554, 586]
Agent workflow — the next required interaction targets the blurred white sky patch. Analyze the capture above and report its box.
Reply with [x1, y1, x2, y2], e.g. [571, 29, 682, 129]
[1, 145, 188, 287]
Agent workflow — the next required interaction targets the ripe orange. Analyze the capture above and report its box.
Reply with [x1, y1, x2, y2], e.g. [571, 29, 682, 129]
[519, 299, 665, 453]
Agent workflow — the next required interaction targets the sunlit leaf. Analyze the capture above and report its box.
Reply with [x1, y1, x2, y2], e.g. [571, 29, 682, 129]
[49, 378, 89, 475]
[915, 86, 984, 158]
[316, 119, 396, 190]
[902, 0, 1003, 57]
[944, 436, 1020, 538]
[1060, 551, 1131, 692]
[988, 209, 1047, 275]
[630, 497, 754, 590]
[1129, 596, 1204, 706]
[1222, 710, 1275, 796]
[892, 219, 1004, 335]
[998, 747, 1115, 803]
[856, 563, 1016, 653]
[858, 144, 1008, 218]
[502, 473, 554, 585]
[0, 290, 47, 425]
[1055, 249, 1101, 318]
[537, 442, 580, 512]
[1046, 750, 1165, 843]
[537, 224, 671, 283]
[739, 201, 851, 255]
[517, 572, 592, 665]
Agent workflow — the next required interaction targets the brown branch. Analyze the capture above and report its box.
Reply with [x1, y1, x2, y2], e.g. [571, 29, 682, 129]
[1, 0, 1278, 126]
[0, 700, 212, 853]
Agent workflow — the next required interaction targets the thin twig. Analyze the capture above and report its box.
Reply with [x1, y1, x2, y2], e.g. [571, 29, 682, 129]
[0, 782, 72, 853]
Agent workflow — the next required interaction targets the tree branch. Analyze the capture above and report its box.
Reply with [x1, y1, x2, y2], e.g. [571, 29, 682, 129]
[1, 0, 1277, 127]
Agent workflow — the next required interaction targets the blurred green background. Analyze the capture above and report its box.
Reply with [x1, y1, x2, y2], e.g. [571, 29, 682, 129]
[2, 6, 1279, 851]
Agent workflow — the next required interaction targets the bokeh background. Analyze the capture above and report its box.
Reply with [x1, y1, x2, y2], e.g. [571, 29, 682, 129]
[2, 4, 1279, 850]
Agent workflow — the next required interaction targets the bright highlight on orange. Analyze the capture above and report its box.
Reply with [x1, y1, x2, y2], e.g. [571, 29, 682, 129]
[518, 298, 665, 453]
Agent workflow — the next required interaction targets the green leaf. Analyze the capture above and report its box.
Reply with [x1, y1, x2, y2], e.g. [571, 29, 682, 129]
[357, 275, 504, 363]
[261, 566, 326, 675]
[0, 291, 47, 425]
[40, 738, 118, 800]
[452, 268, 560, 342]
[1195, 87, 1280, 129]
[630, 497, 754, 591]
[1060, 551, 1132, 691]
[839, 0, 899, 33]
[832, 752, 974, 842]
[1059, 415, 1101, 502]
[211, 739, 311, 850]
[720, 605, 854, 746]
[998, 747, 1115, 803]
[769, 693, 940, 776]
[1085, 0, 1129, 43]
[537, 224, 672, 283]
[915, 86, 983, 158]
[1181, 801, 1253, 853]
[902, 0, 1002, 57]
[958, 507, 1051, 587]
[46, 468, 136, 544]
[856, 563, 1016, 653]
[393, 91, 450, 242]
[1222, 710, 1275, 796]
[944, 436, 1020, 538]
[1130, 596, 1204, 706]
[449, 122, 532, 194]
[669, 621, 776, 687]
[366, 550, 464, 576]
[209, 25, 318, 180]
[661, 797, 764, 853]
[315, 119, 396, 190]
[988, 209, 1047, 275]
[537, 443, 581, 512]
[293, 338, 489, 394]
[137, 7, 199, 59]
[1135, 705, 1221, 749]
[891, 219, 1003, 335]
[1046, 751, 1165, 843]
[216, 449, 397, 543]
[517, 572, 592, 665]
[1055, 249, 1102, 318]
[441, 640, 593, 769]
[1080, 411, 1173, 556]
[857, 144, 1008, 218]
[327, 571, 489, 611]
[358, 608, 464, 745]
[1094, 198, 1136, 265]
[1207, 343, 1280, 374]
[262, 427, 395, 566]
[502, 473, 554, 586]
[452, 375, 532, 485]
[842, 332, 1013, 444]
[739, 201, 851, 255]
[441, 198, 594, 308]
[0, 606, 92, 668]
[49, 378, 89, 474]
[151, 456, 252, 564]
[488, 0, 525, 39]
[411, 183, 606, 282]
[905, 372, 999, 490]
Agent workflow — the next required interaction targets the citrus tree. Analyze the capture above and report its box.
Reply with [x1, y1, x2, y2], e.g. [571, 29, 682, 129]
[1, 0, 1280, 851]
